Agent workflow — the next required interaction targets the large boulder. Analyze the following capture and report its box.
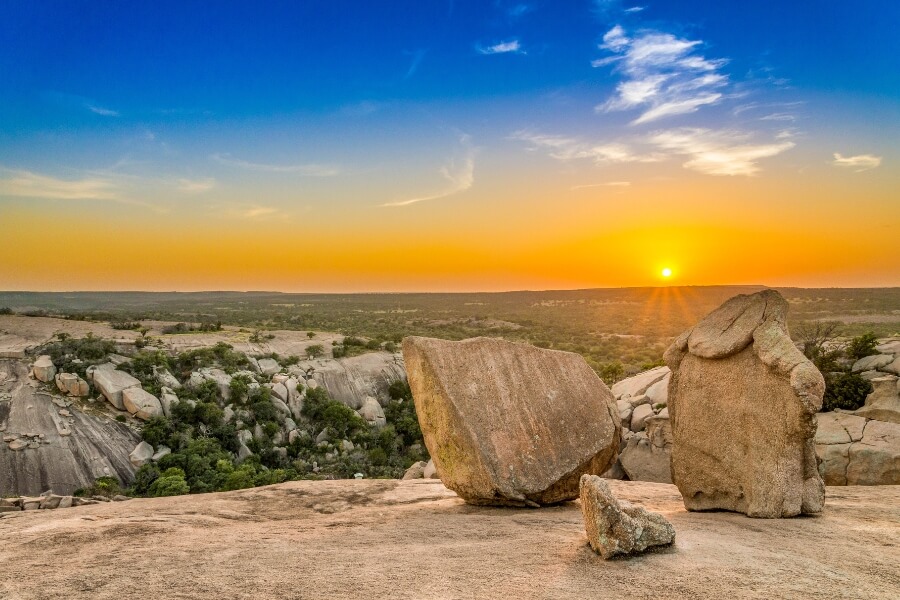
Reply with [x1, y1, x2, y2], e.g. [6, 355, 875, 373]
[122, 387, 164, 421]
[611, 366, 669, 400]
[664, 290, 825, 518]
[853, 376, 900, 424]
[403, 336, 621, 507]
[90, 364, 142, 410]
[32, 355, 57, 383]
[851, 354, 894, 373]
[579, 474, 675, 559]
[357, 396, 386, 428]
[129, 441, 154, 467]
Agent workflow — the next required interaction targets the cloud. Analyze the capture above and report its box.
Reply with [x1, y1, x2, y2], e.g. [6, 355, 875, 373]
[86, 104, 120, 117]
[404, 49, 427, 79]
[382, 138, 476, 207]
[225, 204, 280, 219]
[478, 39, 522, 55]
[832, 153, 882, 172]
[593, 25, 730, 125]
[624, 6, 645, 12]
[210, 154, 339, 176]
[176, 178, 216, 193]
[570, 181, 631, 190]
[0, 168, 162, 210]
[649, 128, 795, 176]
[512, 130, 663, 164]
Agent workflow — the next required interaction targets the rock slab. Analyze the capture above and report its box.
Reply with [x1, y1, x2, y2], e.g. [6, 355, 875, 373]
[664, 290, 825, 518]
[403, 336, 621, 506]
[579, 474, 675, 559]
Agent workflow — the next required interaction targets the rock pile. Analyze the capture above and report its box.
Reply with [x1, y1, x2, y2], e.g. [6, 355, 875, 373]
[579, 474, 675, 559]
[403, 336, 621, 506]
[0, 491, 130, 515]
[664, 289, 825, 518]
[54, 372, 89, 397]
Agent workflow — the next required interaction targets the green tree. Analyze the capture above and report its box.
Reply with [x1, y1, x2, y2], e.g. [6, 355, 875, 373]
[148, 468, 191, 497]
[846, 333, 879, 361]
[306, 344, 325, 359]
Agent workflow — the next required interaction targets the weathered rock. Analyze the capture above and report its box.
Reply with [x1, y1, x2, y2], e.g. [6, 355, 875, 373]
[32, 355, 57, 383]
[8, 439, 28, 451]
[55, 372, 89, 397]
[358, 396, 386, 428]
[154, 367, 182, 390]
[851, 354, 894, 373]
[197, 368, 232, 401]
[579, 474, 675, 559]
[645, 373, 670, 407]
[159, 387, 179, 417]
[340, 439, 355, 452]
[619, 416, 673, 483]
[91, 365, 141, 410]
[403, 336, 621, 506]
[881, 356, 900, 375]
[616, 399, 633, 429]
[129, 441, 154, 467]
[257, 358, 281, 376]
[846, 420, 900, 485]
[664, 290, 824, 518]
[122, 387, 163, 421]
[402, 461, 428, 479]
[611, 366, 669, 400]
[423, 458, 439, 479]
[853, 376, 900, 424]
[271, 382, 289, 403]
[630, 404, 653, 432]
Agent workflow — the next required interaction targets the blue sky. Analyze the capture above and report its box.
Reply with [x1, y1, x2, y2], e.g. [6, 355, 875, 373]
[0, 1, 897, 291]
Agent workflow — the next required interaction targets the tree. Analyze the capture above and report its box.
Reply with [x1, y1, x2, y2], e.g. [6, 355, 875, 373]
[846, 333, 878, 361]
[795, 321, 844, 372]
[306, 344, 325, 359]
[307, 331, 316, 339]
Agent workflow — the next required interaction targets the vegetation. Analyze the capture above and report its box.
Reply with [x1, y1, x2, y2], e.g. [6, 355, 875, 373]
[0, 307, 13, 315]
[74, 476, 123, 498]
[41, 333, 117, 377]
[110, 321, 142, 330]
[161, 321, 223, 334]
[797, 325, 875, 412]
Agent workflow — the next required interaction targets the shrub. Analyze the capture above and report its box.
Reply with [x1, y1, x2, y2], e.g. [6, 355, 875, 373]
[0, 307, 12, 315]
[846, 333, 879, 361]
[148, 468, 190, 497]
[115, 414, 127, 423]
[307, 331, 316, 339]
[306, 344, 325, 359]
[75, 476, 124, 498]
[597, 362, 625, 385]
[822, 373, 873, 412]
[110, 321, 141, 330]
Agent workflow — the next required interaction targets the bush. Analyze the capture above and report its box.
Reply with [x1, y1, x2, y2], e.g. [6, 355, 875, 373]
[822, 373, 873, 412]
[0, 307, 13, 315]
[306, 344, 325, 359]
[40, 333, 116, 377]
[148, 468, 191, 497]
[110, 321, 141, 330]
[846, 333, 879, 361]
[597, 362, 625, 385]
[75, 476, 124, 498]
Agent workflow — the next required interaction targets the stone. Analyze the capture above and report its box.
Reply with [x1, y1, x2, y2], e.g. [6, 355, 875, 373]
[237, 429, 253, 445]
[315, 429, 329, 444]
[423, 458, 439, 479]
[108, 354, 131, 367]
[341, 439, 355, 452]
[630, 404, 654, 432]
[257, 358, 281, 376]
[91, 365, 142, 410]
[122, 387, 164, 421]
[223, 404, 235, 423]
[285, 377, 301, 402]
[875, 340, 900, 354]
[112, 495, 130, 502]
[845, 420, 900, 485]
[357, 396, 386, 428]
[644, 373, 670, 406]
[40, 495, 63, 509]
[664, 290, 824, 518]
[859, 370, 881, 381]
[882, 356, 900, 376]
[55, 372, 89, 397]
[159, 387, 179, 417]
[611, 366, 669, 400]
[851, 354, 894, 373]
[32, 355, 57, 383]
[616, 399, 633, 429]
[271, 382, 289, 403]
[129, 441, 155, 467]
[237, 443, 253, 461]
[402, 461, 428, 479]
[272, 397, 292, 417]
[154, 367, 182, 390]
[283, 418, 297, 432]
[403, 336, 621, 507]
[8, 439, 27, 451]
[198, 368, 232, 401]
[579, 474, 675, 559]
[853, 376, 900, 424]
[288, 429, 301, 444]
[152, 446, 171, 461]
[619, 416, 673, 484]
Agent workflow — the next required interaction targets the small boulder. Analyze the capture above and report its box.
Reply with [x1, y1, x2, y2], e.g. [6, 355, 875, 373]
[579, 475, 675, 559]
[423, 459, 439, 479]
[129, 441, 155, 467]
[257, 358, 281, 376]
[402, 461, 428, 480]
[358, 396, 386, 428]
[853, 376, 900, 424]
[122, 387, 164, 421]
[630, 404, 654, 432]
[32, 355, 57, 383]
[851, 354, 894, 373]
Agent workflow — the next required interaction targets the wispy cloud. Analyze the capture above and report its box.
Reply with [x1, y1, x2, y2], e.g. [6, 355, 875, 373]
[86, 104, 120, 117]
[177, 177, 216, 193]
[832, 153, 882, 172]
[404, 49, 427, 79]
[0, 168, 162, 210]
[593, 25, 729, 125]
[477, 39, 523, 55]
[649, 128, 794, 176]
[210, 153, 339, 176]
[223, 204, 281, 219]
[570, 181, 631, 190]
[382, 137, 476, 207]
[624, 6, 645, 13]
[512, 130, 663, 164]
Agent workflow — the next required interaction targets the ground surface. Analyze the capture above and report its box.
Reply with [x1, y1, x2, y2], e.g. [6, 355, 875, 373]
[1, 480, 897, 600]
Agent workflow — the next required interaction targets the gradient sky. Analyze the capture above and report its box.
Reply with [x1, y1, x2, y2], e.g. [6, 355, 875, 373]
[1, 0, 898, 291]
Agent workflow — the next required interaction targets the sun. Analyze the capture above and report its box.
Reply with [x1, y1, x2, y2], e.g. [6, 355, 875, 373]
[661, 267, 673, 278]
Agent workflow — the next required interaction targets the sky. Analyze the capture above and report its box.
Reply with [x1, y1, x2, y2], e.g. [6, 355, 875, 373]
[0, 0, 898, 292]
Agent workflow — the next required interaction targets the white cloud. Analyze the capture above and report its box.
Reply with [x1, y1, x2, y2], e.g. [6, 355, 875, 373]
[210, 153, 339, 176]
[649, 128, 795, 176]
[594, 25, 730, 125]
[86, 104, 120, 117]
[0, 168, 162, 210]
[832, 153, 882, 172]
[624, 6, 645, 12]
[383, 138, 476, 207]
[478, 39, 522, 55]
[177, 178, 216, 193]
[512, 131, 663, 164]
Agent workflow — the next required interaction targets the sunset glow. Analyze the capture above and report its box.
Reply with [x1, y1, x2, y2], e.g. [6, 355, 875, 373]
[0, 2, 897, 292]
